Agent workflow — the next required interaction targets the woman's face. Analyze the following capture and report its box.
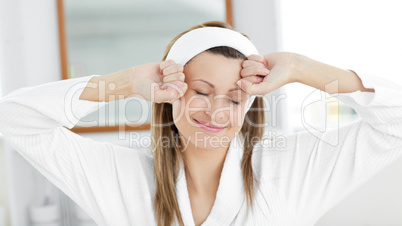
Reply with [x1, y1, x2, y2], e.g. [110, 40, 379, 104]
[172, 51, 250, 150]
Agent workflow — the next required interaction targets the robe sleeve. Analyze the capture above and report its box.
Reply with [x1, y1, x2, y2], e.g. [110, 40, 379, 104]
[259, 71, 402, 225]
[0, 75, 154, 225]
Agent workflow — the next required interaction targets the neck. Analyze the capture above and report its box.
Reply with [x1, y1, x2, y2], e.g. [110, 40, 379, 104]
[181, 136, 229, 195]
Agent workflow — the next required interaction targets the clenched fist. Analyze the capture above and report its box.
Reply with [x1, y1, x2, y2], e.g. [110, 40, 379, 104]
[131, 60, 188, 103]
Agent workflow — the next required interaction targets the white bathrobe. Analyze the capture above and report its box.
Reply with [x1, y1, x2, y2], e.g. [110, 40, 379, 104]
[0, 71, 401, 226]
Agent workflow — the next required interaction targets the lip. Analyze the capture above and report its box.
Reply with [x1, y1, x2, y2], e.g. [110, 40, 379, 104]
[194, 119, 226, 133]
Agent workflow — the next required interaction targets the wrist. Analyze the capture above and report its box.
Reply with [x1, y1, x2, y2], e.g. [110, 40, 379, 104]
[129, 66, 143, 99]
[289, 53, 311, 84]
[102, 68, 135, 101]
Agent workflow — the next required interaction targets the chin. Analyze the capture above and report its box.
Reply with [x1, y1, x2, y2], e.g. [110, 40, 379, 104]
[192, 130, 234, 149]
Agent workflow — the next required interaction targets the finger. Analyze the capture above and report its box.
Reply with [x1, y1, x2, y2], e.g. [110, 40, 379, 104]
[242, 60, 265, 68]
[242, 75, 265, 84]
[241, 66, 270, 77]
[236, 79, 269, 96]
[162, 64, 184, 76]
[157, 81, 188, 103]
[248, 54, 267, 66]
[160, 59, 176, 72]
[163, 72, 185, 83]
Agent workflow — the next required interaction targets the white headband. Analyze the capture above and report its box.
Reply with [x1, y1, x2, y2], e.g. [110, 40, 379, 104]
[166, 27, 258, 113]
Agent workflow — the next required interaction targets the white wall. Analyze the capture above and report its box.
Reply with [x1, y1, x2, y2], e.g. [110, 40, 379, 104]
[279, 0, 402, 86]
[0, 139, 9, 226]
[0, 0, 61, 225]
[0, 0, 61, 96]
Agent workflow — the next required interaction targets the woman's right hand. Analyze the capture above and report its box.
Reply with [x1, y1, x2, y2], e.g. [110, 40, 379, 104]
[130, 60, 188, 103]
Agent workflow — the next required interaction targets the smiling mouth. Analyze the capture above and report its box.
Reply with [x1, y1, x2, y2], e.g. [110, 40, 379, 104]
[194, 119, 226, 129]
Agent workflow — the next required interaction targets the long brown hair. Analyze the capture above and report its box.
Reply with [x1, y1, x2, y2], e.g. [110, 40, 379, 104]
[151, 21, 265, 226]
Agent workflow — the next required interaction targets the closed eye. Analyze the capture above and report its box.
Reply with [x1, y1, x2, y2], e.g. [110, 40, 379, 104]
[195, 91, 208, 96]
[195, 91, 240, 105]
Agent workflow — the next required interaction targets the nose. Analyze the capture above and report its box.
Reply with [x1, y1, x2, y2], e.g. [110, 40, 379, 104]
[205, 96, 230, 125]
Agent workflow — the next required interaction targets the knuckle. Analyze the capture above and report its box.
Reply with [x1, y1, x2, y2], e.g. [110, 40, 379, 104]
[249, 62, 258, 68]
[164, 67, 174, 75]
[246, 67, 255, 75]
[256, 60, 264, 66]
[167, 59, 175, 65]
[164, 65, 172, 73]
[176, 64, 184, 71]
[160, 62, 166, 70]
[178, 72, 185, 80]
[249, 54, 264, 63]
[249, 54, 259, 61]
[240, 69, 247, 76]
[162, 66, 170, 74]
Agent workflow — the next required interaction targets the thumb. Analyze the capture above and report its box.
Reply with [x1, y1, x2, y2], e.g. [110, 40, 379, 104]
[237, 79, 266, 96]
[154, 82, 187, 103]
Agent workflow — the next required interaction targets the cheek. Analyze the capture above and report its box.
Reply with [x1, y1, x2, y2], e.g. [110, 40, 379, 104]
[188, 96, 209, 112]
[172, 93, 205, 124]
[230, 109, 245, 129]
[176, 93, 208, 112]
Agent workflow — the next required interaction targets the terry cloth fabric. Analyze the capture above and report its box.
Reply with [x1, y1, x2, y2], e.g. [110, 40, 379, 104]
[0, 70, 401, 225]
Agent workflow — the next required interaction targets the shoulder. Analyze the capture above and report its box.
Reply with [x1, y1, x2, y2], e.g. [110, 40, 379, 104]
[136, 148, 155, 174]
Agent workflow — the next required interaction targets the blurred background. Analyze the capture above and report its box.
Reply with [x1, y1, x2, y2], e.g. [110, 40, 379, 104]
[0, 0, 401, 225]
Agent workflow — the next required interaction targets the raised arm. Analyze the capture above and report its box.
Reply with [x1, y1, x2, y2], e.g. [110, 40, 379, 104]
[79, 61, 187, 103]
[237, 52, 374, 95]
[240, 52, 402, 225]
[0, 75, 146, 225]
[0, 59, 190, 225]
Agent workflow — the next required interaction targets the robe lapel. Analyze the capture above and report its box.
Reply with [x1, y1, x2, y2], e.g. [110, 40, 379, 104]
[176, 163, 195, 226]
[175, 134, 245, 226]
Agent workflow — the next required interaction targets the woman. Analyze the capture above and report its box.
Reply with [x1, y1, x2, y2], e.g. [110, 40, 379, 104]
[0, 21, 401, 226]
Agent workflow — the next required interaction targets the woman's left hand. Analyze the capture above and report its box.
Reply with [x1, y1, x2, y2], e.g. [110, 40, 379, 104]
[237, 52, 375, 96]
[236, 52, 299, 96]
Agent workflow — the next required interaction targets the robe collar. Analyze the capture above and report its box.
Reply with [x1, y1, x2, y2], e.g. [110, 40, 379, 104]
[175, 134, 245, 226]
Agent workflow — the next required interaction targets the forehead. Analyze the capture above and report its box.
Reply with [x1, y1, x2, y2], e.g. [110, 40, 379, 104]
[184, 51, 243, 84]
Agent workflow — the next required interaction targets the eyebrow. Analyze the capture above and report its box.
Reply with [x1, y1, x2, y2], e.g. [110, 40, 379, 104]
[192, 79, 242, 92]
